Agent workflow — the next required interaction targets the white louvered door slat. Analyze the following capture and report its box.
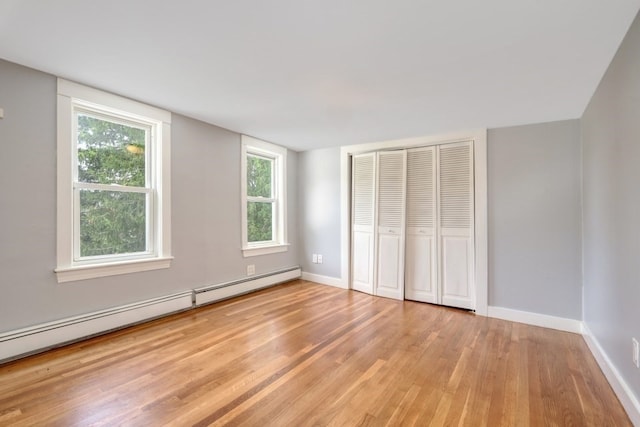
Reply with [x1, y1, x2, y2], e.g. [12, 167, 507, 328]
[351, 153, 376, 295]
[438, 141, 474, 309]
[404, 147, 437, 304]
[375, 151, 406, 300]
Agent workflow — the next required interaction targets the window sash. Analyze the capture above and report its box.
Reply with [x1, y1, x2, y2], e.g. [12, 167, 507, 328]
[246, 199, 276, 244]
[73, 107, 153, 189]
[71, 107, 156, 263]
[246, 152, 275, 199]
[246, 150, 278, 245]
[72, 185, 155, 263]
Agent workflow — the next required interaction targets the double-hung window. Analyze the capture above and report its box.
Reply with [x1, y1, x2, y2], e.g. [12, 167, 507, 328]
[56, 79, 172, 282]
[241, 135, 288, 257]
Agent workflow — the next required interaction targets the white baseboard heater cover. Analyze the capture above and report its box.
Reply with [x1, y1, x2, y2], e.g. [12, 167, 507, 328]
[194, 266, 301, 307]
[0, 291, 193, 363]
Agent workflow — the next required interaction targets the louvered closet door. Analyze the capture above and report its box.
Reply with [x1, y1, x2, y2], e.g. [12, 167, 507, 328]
[375, 151, 406, 300]
[351, 153, 376, 295]
[404, 147, 437, 304]
[438, 141, 474, 309]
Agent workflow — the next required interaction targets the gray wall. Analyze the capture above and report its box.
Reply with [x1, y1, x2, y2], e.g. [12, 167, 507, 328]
[488, 120, 583, 319]
[297, 147, 341, 277]
[0, 59, 299, 332]
[582, 11, 640, 401]
[296, 123, 584, 321]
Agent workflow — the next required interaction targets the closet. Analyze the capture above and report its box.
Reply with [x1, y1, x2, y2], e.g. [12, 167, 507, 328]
[351, 141, 475, 310]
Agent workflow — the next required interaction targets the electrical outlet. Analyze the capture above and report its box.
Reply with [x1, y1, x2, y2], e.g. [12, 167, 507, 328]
[247, 264, 255, 276]
[633, 338, 639, 368]
[312, 254, 317, 264]
[317, 254, 323, 264]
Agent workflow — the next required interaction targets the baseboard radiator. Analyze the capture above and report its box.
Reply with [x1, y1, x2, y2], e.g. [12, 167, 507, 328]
[0, 291, 193, 363]
[194, 266, 301, 307]
[0, 266, 301, 364]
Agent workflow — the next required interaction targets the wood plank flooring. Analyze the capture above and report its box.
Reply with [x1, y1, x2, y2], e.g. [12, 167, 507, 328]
[0, 280, 631, 426]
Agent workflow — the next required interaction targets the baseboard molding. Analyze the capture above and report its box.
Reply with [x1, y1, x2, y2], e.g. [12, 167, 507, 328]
[487, 306, 583, 334]
[583, 324, 640, 426]
[0, 291, 193, 363]
[301, 272, 348, 289]
[194, 266, 301, 307]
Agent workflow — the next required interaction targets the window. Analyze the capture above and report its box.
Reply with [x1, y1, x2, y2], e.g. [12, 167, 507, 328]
[56, 79, 172, 282]
[241, 135, 288, 257]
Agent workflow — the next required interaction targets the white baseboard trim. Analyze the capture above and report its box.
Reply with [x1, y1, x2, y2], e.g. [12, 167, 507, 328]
[583, 324, 640, 426]
[0, 291, 193, 363]
[301, 272, 348, 289]
[487, 306, 583, 334]
[194, 267, 301, 307]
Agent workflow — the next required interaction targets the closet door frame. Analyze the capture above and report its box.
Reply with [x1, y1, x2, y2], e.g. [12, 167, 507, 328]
[340, 130, 488, 315]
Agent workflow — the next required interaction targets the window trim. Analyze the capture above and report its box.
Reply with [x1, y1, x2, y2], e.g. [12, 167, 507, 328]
[240, 135, 288, 257]
[55, 79, 172, 282]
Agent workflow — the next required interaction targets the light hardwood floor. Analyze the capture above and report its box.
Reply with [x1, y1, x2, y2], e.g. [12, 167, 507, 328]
[0, 280, 631, 426]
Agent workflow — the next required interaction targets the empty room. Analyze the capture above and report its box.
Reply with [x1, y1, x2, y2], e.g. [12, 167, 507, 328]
[0, 1, 639, 425]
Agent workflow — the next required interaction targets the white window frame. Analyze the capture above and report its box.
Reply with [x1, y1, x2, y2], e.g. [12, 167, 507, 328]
[55, 79, 172, 282]
[241, 135, 288, 257]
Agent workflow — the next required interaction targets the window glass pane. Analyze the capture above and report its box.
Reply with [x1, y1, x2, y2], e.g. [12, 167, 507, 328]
[247, 155, 272, 198]
[77, 114, 147, 186]
[79, 190, 147, 257]
[247, 201, 273, 242]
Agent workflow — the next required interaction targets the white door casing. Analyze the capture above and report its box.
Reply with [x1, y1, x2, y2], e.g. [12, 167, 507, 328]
[343, 130, 486, 314]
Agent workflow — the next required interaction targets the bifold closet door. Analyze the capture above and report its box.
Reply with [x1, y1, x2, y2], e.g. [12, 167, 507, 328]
[404, 147, 437, 304]
[438, 141, 474, 309]
[375, 151, 406, 300]
[351, 153, 376, 295]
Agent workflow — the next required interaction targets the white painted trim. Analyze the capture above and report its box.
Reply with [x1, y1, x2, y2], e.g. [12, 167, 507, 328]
[0, 291, 193, 363]
[56, 78, 172, 282]
[55, 257, 173, 283]
[340, 129, 488, 314]
[473, 132, 488, 315]
[487, 306, 583, 333]
[242, 243, 289, 257]
[583, 324, 640, 425]
[301, 272, 348, 289]
[240, 135, 288, 252]
[58, 79, 171, 123]
[194, 267, 301, 306]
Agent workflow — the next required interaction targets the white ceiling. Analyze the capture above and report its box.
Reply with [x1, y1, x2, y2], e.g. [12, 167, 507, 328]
[1, 1, 639, 151]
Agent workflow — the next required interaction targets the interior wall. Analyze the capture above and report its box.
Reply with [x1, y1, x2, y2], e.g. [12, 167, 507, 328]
[0, 59, 299, 333]
[298, 123, 582, 320]
[488, 120, 583, 319]
[582, 10, 640, 402]
[297, 147, 341, 278]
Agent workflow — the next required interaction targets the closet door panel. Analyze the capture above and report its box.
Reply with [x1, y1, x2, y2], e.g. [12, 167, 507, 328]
[376, 232, 403, 298]
[352, 230, 373, 287]
[438, 142, 474, 309]
[351, 153, 376, 295]
[405, 147, 437, 303]
[375, 151, 406, 300]
[405, 233, 436, 303]
[441, 231, 473, 308]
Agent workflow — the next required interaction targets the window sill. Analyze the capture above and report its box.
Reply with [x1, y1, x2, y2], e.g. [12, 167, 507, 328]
[242, 243, 289, 258]
[55, 256, 173, 283]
